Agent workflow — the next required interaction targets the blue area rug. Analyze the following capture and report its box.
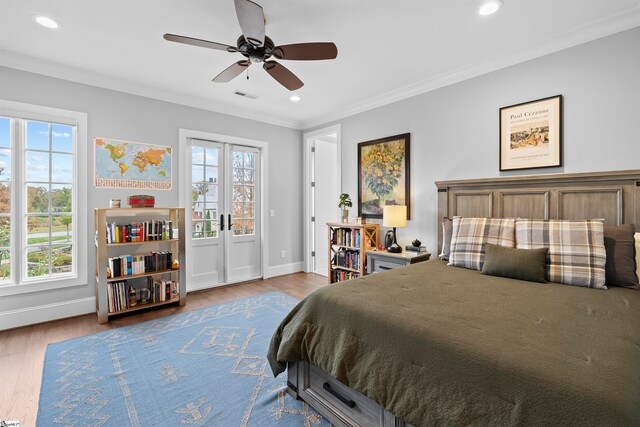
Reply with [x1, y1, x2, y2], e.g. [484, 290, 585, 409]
[37, 292, 329, 426]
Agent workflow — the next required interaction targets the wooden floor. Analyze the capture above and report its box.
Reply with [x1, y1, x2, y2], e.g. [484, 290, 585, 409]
[0, 272, 326, 427]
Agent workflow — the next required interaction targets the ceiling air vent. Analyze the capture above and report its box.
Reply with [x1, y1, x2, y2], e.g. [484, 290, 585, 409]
[233, 90, 258, 99]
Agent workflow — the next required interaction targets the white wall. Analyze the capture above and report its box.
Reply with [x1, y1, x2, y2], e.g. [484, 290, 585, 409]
[305, 26, 640, 255]
[0, 66, 303, 321]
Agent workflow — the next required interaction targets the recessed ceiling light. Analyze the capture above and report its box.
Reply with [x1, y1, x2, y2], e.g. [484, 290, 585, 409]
[478, 0, 503, 16]
[290, 95, 301, 102]
[34, 15, 59, 29]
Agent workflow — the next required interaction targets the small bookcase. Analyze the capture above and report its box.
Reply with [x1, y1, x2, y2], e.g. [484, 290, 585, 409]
[327, 222, 379, 284]
[94, 207, 186, 323]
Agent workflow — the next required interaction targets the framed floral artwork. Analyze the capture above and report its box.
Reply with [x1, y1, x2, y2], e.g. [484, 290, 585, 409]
[357, 133, 410, 219]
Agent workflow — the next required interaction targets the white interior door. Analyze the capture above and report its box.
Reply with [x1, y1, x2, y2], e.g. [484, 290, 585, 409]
[186, 139, 261, 291]
[227, 146, 261, 283]
[312, 138, 338, 276]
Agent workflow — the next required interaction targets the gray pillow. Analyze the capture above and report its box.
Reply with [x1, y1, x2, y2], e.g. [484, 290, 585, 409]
[439, 217, 452, 261]
[603, 224, 639, 289]
[481, 244, 548, 283]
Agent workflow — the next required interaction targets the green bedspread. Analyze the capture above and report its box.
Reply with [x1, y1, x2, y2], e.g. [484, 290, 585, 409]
[267, 260, 640, 426]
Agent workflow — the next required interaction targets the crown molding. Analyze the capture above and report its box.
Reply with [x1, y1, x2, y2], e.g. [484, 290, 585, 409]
[2, 5, 638, 132]
[0, 50, 304, 130]
[301, 7, 640, 130]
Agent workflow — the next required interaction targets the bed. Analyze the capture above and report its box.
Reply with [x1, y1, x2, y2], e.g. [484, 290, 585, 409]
[267, 169, 640, 426]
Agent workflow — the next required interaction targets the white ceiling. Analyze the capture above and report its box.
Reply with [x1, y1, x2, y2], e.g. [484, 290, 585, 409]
[1, 1, 639, 129]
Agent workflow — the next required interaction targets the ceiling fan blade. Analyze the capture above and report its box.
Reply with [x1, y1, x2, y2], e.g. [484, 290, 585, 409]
[234, 0, 265, 47]
[163, 33, 237, 52]
[213, 60, 250, 83]
[273, 42, 338, 61]
[263, 61, 303, 91]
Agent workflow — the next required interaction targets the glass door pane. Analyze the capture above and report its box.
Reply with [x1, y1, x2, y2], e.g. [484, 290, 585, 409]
[230, 150, 256, 236]
[191, 145, 220, 239]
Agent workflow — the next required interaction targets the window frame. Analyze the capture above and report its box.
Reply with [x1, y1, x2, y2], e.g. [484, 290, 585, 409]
[0, 100, 88, 296]
[0, 118, 12, 285]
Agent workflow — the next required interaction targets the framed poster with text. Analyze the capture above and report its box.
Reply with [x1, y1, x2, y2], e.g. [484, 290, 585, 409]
[499, 95, 562, 171]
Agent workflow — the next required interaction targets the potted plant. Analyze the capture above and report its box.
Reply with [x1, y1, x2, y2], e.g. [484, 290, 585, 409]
[338, 193, 352, 223]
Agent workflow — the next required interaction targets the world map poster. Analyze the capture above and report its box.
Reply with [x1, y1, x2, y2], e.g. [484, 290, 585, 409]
[94, 137, 172, 190]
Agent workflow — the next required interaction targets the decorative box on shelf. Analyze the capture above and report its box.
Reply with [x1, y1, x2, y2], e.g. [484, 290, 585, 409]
[128, 195, 155, 208]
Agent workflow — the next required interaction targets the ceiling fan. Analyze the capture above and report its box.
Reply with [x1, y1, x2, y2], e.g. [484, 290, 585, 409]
[163, 0, 338, 91]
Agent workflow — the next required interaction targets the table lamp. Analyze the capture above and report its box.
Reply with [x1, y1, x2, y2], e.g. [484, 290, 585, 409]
[383, 205, 407, 253]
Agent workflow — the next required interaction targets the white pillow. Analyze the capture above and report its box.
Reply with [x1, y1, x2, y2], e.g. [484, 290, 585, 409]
[635, 232, 640, 281]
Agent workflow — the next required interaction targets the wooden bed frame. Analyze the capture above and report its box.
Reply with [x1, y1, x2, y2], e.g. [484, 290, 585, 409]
[287, 169, 640, 427]
[436, 169, 640, 251]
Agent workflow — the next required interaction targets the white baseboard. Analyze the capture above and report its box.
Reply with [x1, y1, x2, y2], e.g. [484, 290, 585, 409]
[0, 297, 96, 331]
[266, 262, 304, 278]
[187, 276, 261, 293]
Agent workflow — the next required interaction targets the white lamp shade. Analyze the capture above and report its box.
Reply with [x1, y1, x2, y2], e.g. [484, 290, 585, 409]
[382, 205, 407, 228]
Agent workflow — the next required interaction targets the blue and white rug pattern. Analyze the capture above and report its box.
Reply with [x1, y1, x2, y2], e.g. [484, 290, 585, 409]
[37, 292, 329, 426]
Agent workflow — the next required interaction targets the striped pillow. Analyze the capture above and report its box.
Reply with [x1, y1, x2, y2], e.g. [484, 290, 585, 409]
[515, 219, 606, 288]
[448, 217, 516, 270]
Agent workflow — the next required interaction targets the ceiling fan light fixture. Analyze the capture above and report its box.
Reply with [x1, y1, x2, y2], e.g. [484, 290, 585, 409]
[165, 0, 336, 91]
[34, 15, 59, 29]
[478, 0, 503, 16]
[289, 95, 301, 102]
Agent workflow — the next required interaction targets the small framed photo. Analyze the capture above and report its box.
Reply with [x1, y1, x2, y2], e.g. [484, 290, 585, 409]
[357, 133, 410, 219]
[499, 95, 562, 171]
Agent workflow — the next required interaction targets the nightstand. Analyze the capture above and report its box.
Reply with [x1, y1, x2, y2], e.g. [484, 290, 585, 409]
[366, 250, 431, 274]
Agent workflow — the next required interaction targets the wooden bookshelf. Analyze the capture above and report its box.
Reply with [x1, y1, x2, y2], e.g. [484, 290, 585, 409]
[106, 268, 179, 282]
[327, 222, 379, 284]
[104, 238, 180, 247]
[94, 207, 186, 323]
[107, 296, 181, 317]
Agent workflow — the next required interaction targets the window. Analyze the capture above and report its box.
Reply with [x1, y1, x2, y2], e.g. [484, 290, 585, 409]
[189, 143, 257, 239]
[26, 120, 74, 278]
[0, 118, 11, 282]
[191, 144, 219, 239]
[0, 101, 87, 294]
[232, 150, 256, 236]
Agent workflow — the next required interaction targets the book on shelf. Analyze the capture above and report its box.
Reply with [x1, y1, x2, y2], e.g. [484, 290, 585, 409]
[105, 220, 174, 244]
[331, 248, 360, 270]
[145, 277, 179, 303]
[405, 245, 427, 253]
[108, 251, 173, 278]
[330, 228, 361, 247]
[107, 280, 129, 313]
[107, 279, 179, 313]
[332, 270, 359, 283]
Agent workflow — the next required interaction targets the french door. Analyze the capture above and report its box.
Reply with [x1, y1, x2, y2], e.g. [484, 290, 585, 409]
[187, 139, 261, 290]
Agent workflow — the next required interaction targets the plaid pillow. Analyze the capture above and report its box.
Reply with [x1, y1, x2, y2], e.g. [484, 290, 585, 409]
[515, 219, 606, 289]
[448, 217, 516, 270]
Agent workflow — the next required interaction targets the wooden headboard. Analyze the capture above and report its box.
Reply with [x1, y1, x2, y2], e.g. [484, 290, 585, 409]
[435, 169, 640, 252]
